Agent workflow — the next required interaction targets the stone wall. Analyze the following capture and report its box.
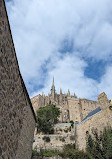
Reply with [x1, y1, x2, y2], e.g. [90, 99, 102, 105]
[80, 99, 100, 120]
[76, 93, 112, 150]
[0, 0, 36, 158]
[68, 98, 82, 123]
[33, 133, 75, 152]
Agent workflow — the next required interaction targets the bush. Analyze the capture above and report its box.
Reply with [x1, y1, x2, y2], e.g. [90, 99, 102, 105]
[59, 137, 65, 142]
[86, 127, 112, 159]
[70, 135, 75, 141]
[42, 136, 50, 142]
[70, 120, 74, 128]
[64, 143, 75, 151]
[64, 129, 68, 133]
[32, 150, 40, 157]
[42, 150, 59, 157]
[60, 150, 91, 159]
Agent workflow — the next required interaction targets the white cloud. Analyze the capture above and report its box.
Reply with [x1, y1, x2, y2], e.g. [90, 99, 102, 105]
[5, 0, 112, 100]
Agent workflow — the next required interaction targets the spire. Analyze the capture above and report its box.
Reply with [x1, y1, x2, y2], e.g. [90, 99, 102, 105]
[52, 76, 54, 86]
[51, 76, 55, 99]
[68, 89, 70, 97]
[60, 88, 62, 94]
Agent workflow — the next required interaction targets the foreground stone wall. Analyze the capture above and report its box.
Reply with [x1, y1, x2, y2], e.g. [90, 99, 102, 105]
[0, 0, 36, 158]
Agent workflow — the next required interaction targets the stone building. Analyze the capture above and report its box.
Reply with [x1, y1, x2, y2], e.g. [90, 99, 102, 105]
[31, 78, 101, 123]
[75, 92, 112, 150]
[0, 0, 36, 159]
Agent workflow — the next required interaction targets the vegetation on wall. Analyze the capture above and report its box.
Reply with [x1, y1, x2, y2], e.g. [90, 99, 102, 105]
[36, 104, 60, 134]
[32, 143, 91, 159]
[86, 127, 112, 159]
[32, 127, 112, 159]
[42, 136, 51, 142]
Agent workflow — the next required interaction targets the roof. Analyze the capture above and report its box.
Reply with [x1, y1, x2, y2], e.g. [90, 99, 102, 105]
[76, 107, 101, 125]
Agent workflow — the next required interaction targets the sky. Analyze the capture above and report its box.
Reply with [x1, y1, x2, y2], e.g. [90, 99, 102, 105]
[5, 0, 112, 100]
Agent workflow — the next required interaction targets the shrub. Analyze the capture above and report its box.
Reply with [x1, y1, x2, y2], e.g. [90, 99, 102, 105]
[64, 129, 68, 133]
[42, 136, 51, 142]
[63, 143, 75, 151]
[70, 135, 75, 141]
[70, 120, 74, 128]
[59, 136, 65, 142]
[86, 127, 112, 159]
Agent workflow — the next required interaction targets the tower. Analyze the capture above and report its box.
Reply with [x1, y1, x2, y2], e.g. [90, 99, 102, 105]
[51, 77, 55, 100]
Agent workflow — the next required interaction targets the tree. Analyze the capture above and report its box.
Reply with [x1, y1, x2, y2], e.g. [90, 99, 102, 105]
[86, 127, 112, 159]
[36, 104, 60, 134]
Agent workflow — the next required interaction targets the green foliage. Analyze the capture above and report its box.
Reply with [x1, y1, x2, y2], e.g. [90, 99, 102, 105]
[42, 136, 50, 142]
[32, 147, 91, 159]
[32, 149, 40, 157]
[70, 120, 74, 128]
[60, 150, 92, 159]
[86, 127, 112, 159]
[41, 150, 59, 157]
[36, 104, 60, 134]
[63, 143, 75, 151]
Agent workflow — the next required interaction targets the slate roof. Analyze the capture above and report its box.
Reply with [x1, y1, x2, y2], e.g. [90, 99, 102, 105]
[81, 107, 101, 123]
[76, 107, 101, 125]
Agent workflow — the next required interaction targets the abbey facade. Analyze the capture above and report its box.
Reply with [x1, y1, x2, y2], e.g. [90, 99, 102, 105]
[31, 78, 101, 124]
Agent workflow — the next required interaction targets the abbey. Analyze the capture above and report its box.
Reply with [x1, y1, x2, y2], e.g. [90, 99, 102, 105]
[32, 80, 112, 151]
[31, 78, 101, 124]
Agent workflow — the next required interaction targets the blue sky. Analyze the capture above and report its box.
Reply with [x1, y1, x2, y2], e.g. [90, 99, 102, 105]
[5, 0, 112, 100]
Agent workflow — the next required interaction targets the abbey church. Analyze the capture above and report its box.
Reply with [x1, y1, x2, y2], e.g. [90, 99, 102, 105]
[31, 78, 101, 124]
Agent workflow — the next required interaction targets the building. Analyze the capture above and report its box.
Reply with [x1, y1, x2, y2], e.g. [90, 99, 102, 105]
[31, 78, 101, 123]
[0, 0, 36, 158]
[75, 92, 112, 150]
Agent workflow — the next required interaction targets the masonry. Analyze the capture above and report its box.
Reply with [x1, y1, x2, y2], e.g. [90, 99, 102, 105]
[0, 0, 36, 159]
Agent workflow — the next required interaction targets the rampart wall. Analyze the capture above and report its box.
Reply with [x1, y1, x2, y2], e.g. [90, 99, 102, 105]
[0, 0, 36, 158]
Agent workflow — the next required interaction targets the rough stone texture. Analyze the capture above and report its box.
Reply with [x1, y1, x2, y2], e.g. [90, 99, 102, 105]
[0, 0, 36, 158]
[76, 93, 112, 150]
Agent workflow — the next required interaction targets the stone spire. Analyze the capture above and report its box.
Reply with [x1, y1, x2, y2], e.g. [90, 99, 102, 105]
[68, 89, 70, 97]
[74, 93, 77, 98]
[51, 77, 55, 99]
[60, 88, 63, 103]
[60, 88, 62, 94]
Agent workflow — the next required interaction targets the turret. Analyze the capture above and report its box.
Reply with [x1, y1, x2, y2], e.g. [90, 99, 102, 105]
[98, 92, 109, 110]
[74, 93, 77, 98]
